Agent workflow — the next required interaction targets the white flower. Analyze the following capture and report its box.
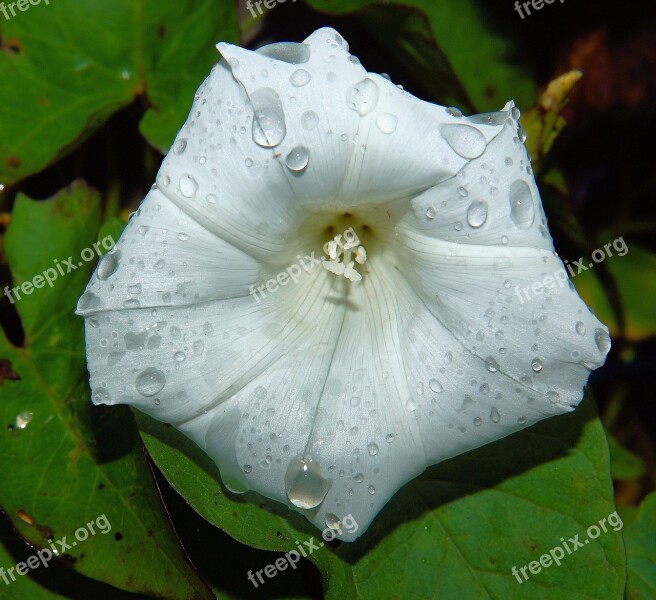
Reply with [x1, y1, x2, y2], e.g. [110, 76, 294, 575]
[76, 28, 610, 541]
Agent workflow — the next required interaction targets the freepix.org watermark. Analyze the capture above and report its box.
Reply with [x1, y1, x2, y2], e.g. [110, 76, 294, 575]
[245, 0, 297, 18]
[513, 0, 565, 19]
[0, 513, 112, 587]
[0, 0, 51, 22]
[247, 514, 358, 589]
[514, 235, 628, 304]
[511, 511, 623, 584]
[3, 235, 115, 305]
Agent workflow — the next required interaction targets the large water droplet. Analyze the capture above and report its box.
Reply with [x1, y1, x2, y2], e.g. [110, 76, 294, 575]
[439, 124, 487, 159]
[375, 112, 398, 134]
[325, 513, 341, 529]
[490, 407, 501, 423]
[285, 146, 310, 172]
[347, 78, 379, 116]
[179, 174, 198, 198]
[135, 367, 166, 397]
[594, 328, 611, 354]
[284, 456, 332, 509]
[509, 180, 535, 230]
[251, 88, 287, 148]
[367, 443, 379, 456]
[426, 206, 436, 220]
[257, 42, 310, 64]
[96, 250, 120, 280]
[78, 291, 102, 311]
[466, 200, 488, 228]
[289, 69, 311, 87]
[531, 358, 543, 372]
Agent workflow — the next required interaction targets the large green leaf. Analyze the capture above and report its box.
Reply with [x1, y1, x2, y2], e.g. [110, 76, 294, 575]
[139, 394, 625, 599]
[0, 0, 238, 186]
[305, 0, 536, 112]
[0, 183, 212, 599]
[625, 491, 656, 599]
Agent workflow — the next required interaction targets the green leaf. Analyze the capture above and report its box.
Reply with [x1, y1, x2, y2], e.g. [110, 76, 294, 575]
[139, 394, 625, 599]
[607, 434, 646, 482]
[625, 491, 656, 599]
[0, 183, 212, 599]
[305, 0, 536, 111]
[573, 242, 656, 341]
[0, 0, 239, 186]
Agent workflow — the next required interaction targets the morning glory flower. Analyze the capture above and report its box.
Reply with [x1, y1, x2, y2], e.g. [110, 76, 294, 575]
[76, 27, 610, 541]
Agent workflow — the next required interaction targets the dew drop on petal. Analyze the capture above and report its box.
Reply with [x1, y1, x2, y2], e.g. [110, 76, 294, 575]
[251, 88, 287, 148]
[426, 206, 436, 220]
[368, 485, 376, 495]
[173, 138, 187, 155]
[485, 356, 500, 372]
[289, 69, 311, 87]
[367, 443, 379, 456]
[78, 291, 102, 311]
[531, 358, 543, 372]
[575, 321, 586, 335]
[594, 328, 611, 354]
[490, 407, 501, 423]
[446, 106, 462, 118]
[257, 42, 310, 64]
[325, 513, 341, 529]
[347, 78, 379, 116]
[135, 367, 166, 397]
[301, 110, 319, 130]
[509, 180, 535, 230]
[386, 433, 395, 443]
[96, 250, 120, 280]
[174, 351, 186, 362]
[375, 112, 398, 134]
[179, 174, 198, 198]
[429, 379, 443, 393]
[466, 200, 488, 228]
[285, 146, 310, 172]
[439, 124, 487, 159]
[284, 456, 331, 509]
[469, 111, 508, 126]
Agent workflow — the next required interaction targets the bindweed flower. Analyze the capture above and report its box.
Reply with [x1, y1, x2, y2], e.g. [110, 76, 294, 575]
[77, 28, 610, 541]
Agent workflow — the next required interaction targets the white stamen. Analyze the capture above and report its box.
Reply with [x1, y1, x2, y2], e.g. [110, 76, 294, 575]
[322, 229, 367, 281]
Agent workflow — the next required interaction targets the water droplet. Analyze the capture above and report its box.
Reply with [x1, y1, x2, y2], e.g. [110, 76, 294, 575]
[446, 106, 462, 118]
[485, 356, 500, 372]
[376, 112, 398, 134]
[575, 321, 586, 335]
[174, 351, 186, 362]
[368, 485, 376, 495]
[251, 88, 287, 148]
[78, 291, 102, 311]
[546, 390, 560, 403]
[503, 279, 512, 289]
[518, 416, 527, 425]
[439, 124, 487, 159]
[285, 146, 310, 172]
[509, 180, 535, 230]
[386, 433, 395, 443]
[469, 111, 507, 126]
[429, 379, 443, 393]
[511, 106, 521, 120]
[135, 368, 166, 397]
[179, 174, 198, 198]
[285, 456, 331, 509]
[326, 71, 337, 82]
[301, 110, 319, 130]
[325, 513, 341, 529]
[531, 358, 543, 372]
[466, 200, 488, 228]
[457, 186, 468, 197]
[123, 298, 140, 308]
[367, 443, 379, 456]
[426, 206, 436, 220]
[594, 328, 611, 354]
[96, 251, 120, 280]
[15, 411, 34, 429]
[243, 464, 252, 474]
[347, 78, 379, 116]
[473, 417, 483, 427]
[92, 388, 111, 403]
[353, 473, 364, 483]
[480, 383, 490, 394]
[173, 138, 187, 154]
[257, 41, 310, 64]
[127, 283, 141, 295]
[490, 407, 501, 423]
[406, 398, 417, 412]
[290, 69, 311, 87]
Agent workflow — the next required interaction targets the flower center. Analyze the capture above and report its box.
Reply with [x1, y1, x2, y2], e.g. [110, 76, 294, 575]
[322, 227, 367, 282]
